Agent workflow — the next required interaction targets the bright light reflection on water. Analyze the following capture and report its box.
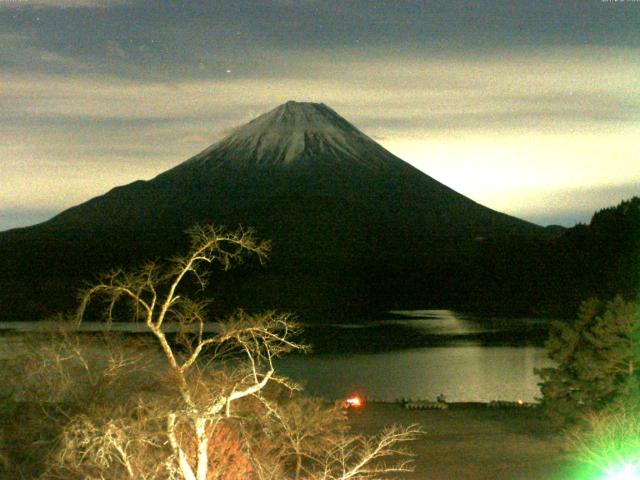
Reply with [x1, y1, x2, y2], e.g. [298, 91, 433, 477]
[276, 310, 553, 402]
[276, 345, 550, 403]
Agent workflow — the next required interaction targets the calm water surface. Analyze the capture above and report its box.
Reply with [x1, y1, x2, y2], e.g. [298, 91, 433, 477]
[275, 310, 553, 402]
[0, 310, 554, 402]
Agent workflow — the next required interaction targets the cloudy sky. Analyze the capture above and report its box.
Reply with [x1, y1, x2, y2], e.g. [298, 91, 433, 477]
[1, 0, 639, 231]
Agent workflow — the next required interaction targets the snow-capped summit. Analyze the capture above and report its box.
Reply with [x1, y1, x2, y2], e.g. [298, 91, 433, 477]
[40, 100, 542, 241]
[183, 101, 397, 169]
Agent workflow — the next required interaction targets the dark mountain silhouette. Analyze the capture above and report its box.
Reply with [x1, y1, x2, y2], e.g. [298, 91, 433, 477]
[0, 101, 550, 321]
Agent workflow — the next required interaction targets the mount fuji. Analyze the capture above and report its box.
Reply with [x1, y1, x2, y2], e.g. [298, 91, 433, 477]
[0, 101, 547, 320]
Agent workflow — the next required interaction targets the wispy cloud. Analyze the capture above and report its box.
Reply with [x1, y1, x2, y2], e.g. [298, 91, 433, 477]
[2, 46, 638, 125]
[1, 43, 639, 229]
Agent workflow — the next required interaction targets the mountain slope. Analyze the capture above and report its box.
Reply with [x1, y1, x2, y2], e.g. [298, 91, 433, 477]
[0, 101, 545, 320]
[43, 101, 539, 245]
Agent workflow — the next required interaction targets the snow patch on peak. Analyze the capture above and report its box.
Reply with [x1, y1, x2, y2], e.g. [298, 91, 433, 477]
[183, 101, 402, 169]
[227, 101, 359, 144]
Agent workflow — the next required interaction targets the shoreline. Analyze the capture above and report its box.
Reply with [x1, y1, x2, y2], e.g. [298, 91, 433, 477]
[347, 402, 573, 480]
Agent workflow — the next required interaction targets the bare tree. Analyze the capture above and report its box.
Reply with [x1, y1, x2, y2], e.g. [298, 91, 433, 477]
[76, 225, 309, 480]
[2, 225, 423, 480]
[312, 424, 423, 480]
[0, 324, 164, 479]
[249, 395, 422, 480]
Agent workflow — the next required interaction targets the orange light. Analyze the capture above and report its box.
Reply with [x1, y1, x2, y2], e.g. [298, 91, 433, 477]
[345, 396, 363, 408]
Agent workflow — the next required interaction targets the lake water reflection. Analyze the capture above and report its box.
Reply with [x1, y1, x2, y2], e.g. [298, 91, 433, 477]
[0, 310, 554, 403]
[275, 310, 554, 403]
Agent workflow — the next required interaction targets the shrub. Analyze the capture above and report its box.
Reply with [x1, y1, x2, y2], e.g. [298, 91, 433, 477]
[536, 296, 640, 427]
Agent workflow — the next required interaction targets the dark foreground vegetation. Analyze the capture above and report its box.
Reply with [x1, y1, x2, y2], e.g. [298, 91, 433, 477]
[1, 191, 639, 477]
[2, 397, 572, 480]
[0, 226, 422, 480]
[536, 295, 640, 478]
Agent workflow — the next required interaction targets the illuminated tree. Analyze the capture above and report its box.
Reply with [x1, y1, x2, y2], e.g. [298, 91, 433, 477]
[536, 296, 640, 427]
[0, 225, 422, 479]
[73, 225, 304, 480]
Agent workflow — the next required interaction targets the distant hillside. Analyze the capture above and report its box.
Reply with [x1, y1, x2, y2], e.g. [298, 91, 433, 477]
[551, 196, 640, 308]
[461, 196, 640, 317]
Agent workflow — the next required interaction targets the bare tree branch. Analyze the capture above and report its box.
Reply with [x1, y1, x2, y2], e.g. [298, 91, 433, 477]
[4, 225, 424, 480]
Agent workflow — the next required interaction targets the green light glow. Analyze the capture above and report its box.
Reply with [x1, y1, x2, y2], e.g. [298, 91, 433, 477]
[565, 401, 640, 480]
[604, 463, 640, 480]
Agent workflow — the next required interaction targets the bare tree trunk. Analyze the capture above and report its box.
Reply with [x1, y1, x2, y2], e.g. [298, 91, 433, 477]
[294, 450, 302, 480]
[168, 413, 197, 480]
[195, 418, 209, 480]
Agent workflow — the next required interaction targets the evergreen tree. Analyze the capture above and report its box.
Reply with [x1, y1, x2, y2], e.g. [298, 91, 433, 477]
[536, 296, 640, 426]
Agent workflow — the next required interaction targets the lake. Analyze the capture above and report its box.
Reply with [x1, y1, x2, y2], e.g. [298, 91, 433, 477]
[0, 310, 554, 403]
[276, 310, 554, 403]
